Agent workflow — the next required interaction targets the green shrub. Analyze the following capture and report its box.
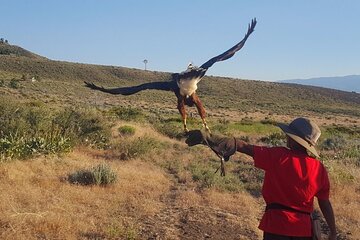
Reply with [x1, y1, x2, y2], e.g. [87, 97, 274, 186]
[68, 163, 117, 186]
[342, 144, 360, 161]
[154, 122, 184, 139]
[9, 78, 19, 88]
[26, 135, 72, 154]
[260, 132, 286, 146]
[118, 125, 136, 136]
[188, 160, 243, 192]
[327, 164, 355, 184]
[52, 108, 110, 149]
[0, 135, 28, 160]
[324, 125, 360, 137]
[150, 115, 184, 139]
[227, 121, 279, 135]
[218, 118, 230, 125]
[117, 135, 166, 160]
[92, 164, 118, 185]
[240, 117, 254, 125]
[124, 226, 138, 240]
[0, 134, 71, 161]
[211, 123, 230, 135]
[0, 99, 110, 161]
[68, 169, 94, 185]
[110, 106, 144, 121]
[234, 161, 264, 197]
[320, 136, 347, 151]
[161, 158, 182, 175]
[260, 118, 278, 125]
[106, 223, 138, 240]
[191, 166, 216, 188]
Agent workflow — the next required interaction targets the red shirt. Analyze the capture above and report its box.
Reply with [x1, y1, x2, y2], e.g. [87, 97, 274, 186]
[253, 146, 330, 237]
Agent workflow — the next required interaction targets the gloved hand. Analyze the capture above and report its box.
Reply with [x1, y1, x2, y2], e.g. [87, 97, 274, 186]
[185, 130, 237, 161]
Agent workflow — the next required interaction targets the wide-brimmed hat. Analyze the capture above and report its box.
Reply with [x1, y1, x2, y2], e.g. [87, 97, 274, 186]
[277, 117, 321, 157]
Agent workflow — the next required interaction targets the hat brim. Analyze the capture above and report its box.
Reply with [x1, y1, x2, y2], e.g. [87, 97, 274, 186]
[277, 123, 319, 158]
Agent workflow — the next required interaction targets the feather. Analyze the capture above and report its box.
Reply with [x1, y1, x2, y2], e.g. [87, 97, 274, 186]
[84, 81, 176, 95]
[200, 18, 257, 70]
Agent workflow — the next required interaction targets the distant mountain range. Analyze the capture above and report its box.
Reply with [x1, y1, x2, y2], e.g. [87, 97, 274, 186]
[279, 75, 360, 93]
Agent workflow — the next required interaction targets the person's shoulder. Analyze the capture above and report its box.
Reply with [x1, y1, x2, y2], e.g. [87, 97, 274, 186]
[311, 157, 327, 170]
[304, 155, 329, 173]
[304, 154, 322, 164]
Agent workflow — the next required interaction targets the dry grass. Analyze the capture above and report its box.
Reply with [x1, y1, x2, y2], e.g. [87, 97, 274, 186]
[0, 119, 359, 239]
[330, 175, 360, 239]
[0, 150, 170, 239]
[0, 121, 266, 239]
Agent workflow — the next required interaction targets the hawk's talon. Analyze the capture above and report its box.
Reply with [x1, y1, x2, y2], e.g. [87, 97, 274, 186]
[204, 124, 211, 133]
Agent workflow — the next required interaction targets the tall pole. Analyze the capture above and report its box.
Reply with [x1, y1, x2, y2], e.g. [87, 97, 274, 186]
[143, 59, 148, 70]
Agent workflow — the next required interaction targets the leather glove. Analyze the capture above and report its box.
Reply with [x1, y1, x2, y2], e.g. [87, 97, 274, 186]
[185, 130, 237, 161]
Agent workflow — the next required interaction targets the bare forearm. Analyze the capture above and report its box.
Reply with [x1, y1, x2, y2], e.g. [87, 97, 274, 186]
[318, 199, 336, 237]
[235, 139, 254, 157]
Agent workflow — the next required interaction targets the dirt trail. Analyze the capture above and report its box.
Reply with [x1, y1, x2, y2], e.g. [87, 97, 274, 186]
[135, 176, 350, 240]
[139, 181, 260, 240]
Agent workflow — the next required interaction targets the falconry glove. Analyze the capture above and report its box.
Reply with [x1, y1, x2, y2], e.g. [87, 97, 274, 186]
[185, 130, 237, 176]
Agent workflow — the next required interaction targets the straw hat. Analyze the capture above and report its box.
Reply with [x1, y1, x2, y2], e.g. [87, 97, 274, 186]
[277, 117, 321, 157]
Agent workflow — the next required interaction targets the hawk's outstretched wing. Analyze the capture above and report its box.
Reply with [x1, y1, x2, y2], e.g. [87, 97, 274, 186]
[84, 81, 176, 95]
[200, 18, 257, 70]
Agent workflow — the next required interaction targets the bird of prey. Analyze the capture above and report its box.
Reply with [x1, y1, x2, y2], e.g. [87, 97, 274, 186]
[85, 18, 257, 132]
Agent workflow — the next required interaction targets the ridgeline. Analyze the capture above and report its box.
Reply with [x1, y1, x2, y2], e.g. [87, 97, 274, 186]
[0, 43, 359, 119]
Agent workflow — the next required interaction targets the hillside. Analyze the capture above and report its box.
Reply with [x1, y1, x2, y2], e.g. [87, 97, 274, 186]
[0, 50, 359, 239]
[0, 42, 46, 60]
[279, 75, 360, 93]
[0, 54, 359, 123]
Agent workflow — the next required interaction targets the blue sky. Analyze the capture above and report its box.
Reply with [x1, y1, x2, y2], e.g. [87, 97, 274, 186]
[1, 1, 359, 81]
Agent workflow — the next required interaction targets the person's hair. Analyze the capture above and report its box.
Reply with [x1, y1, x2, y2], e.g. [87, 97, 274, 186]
[287, 136, 308, 154]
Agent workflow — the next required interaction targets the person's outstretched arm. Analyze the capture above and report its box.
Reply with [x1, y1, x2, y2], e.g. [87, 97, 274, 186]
[235, 139, 254, 157]
[185, 130, 255, 159]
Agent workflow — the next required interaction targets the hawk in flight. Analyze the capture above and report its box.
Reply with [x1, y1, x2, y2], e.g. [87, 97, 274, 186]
[85, 18, 257, 132]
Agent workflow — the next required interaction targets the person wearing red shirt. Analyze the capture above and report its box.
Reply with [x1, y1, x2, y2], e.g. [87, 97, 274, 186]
[186, 117, 336, 240]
